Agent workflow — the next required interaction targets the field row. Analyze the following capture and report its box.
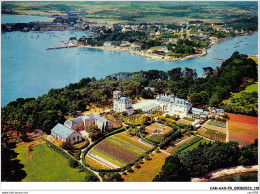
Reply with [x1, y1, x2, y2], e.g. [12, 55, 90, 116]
[86, 132, 152, 169]
[170, 136, 202, 154]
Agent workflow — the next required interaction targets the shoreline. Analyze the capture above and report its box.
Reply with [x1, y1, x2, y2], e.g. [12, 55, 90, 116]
[78, 45, 208, 62]
[191, 165, 258, 182]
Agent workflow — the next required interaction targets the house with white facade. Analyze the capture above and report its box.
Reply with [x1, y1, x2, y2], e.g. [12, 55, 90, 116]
[155, 94, 192, 117]
[51, 123, 82, 144]
[113, 91, 134, 115]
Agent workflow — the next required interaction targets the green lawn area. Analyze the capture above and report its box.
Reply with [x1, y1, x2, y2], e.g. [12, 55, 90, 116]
[15, 140, 87, 182]
[180, 138, 211, 153]
[225, 81, 258, 104]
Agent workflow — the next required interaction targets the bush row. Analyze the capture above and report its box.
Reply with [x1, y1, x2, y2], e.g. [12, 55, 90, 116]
[44, 139, 99, 182]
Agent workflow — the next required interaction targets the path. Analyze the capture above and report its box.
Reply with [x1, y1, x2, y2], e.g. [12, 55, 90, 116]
[79, 145, 103, 182]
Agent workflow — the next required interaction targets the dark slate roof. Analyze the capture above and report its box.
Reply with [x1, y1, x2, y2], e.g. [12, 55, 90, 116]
[64, 119, 74, 127]
[72, 117, 83, 124]
[51, 123, 75, 139]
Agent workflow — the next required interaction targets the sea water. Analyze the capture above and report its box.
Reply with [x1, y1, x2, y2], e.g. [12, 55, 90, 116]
[1, 15, 258, 106]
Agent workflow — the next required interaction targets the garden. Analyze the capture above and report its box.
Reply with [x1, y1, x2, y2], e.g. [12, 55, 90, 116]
[170, 136, 210, 154]
[86, 132, 152, 169]
[122, 151, 169, 182]
[227, 113, 258, 144]
[197, 128, 226, 142]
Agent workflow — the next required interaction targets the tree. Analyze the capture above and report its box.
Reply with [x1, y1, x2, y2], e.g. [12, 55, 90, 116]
[153, 155, 190, 181]
[239, 139, 258, 165]
[140, 88, 154, 99]
[86, 124, 102, 141]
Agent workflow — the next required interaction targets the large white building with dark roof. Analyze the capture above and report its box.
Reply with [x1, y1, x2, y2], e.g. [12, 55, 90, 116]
[156, 94, 192, 117]
[113, 91, 134, 115]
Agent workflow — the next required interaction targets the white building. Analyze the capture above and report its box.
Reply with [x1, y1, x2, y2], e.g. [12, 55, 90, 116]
[113, 91, 134, 115]
[155, 94, 192, 117]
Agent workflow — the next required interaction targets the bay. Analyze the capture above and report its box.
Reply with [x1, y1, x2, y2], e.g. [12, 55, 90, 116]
[1, 14, 51, 24]
[1, 16, 258, 107]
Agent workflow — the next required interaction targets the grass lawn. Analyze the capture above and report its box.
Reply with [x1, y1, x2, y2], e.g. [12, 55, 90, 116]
[15, 139, 87, 182]
[180, 138, 211, 153]
[225, 81, 258, 104]
[122, 151, 169, 182]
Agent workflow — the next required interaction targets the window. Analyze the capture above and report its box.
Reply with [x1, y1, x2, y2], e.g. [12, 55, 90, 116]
[77, 136, 79, 140]
[73, 137, 75, 141]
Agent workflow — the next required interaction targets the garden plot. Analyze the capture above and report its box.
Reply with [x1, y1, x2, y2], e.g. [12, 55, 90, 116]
[86, 132, 151, 169]
[227, 113, 258, 144]
[203, 120, 227, 134]
[145, 123, 172, 136]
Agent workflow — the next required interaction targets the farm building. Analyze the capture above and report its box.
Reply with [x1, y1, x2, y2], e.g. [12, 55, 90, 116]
[64, 117, 84, 131]
[192, 108, 210, 119]
[51, 123, 82, 144]
[85, 114, 113, 132]
[209, 107, 225, 117]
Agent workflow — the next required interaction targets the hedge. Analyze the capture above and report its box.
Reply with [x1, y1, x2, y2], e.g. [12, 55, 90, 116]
[44, 139, 99, 182]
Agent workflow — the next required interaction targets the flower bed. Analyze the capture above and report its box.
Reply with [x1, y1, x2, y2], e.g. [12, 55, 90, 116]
[170, 136, 202, 154]
[86, 132, 152, 169]
[208, 121, 226, 128]
[228, 113, 258, 144]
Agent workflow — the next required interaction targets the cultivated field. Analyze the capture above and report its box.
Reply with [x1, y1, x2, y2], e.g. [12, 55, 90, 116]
[122, 151, 169, 182]
[170, 136, 211, 155]
[86, 132, 152, 169]
[15, 139, 87, 181]
[178, 119, 193, 125]
[203, 120, 227, 134]
[228, 113, 258, 144]
[145, 123, 172, 136]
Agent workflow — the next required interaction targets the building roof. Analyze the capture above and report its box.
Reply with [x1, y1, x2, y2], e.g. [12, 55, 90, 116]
[51, 123, 75, 139]
[119, 96, 131, 102]
[88, 114, 108, 124]
[215, 108, 224, 113]
[192, 108, 204, 114]
[64, 119, 74, 127]
[72, 117, 83, 124]
[81, 115, 92, 120]
[203, 111, 210, 115]
[141, 103, 159, 112]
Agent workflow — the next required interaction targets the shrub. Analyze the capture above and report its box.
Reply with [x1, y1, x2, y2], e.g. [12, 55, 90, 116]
[68, 158, 78, 168]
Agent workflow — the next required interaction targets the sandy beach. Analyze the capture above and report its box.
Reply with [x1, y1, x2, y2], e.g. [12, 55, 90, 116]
[191, 165, 258, 182]
[78, 45, 207, 62]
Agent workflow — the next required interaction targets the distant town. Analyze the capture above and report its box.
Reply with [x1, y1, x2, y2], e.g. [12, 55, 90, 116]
[1, 1, 258, 185]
